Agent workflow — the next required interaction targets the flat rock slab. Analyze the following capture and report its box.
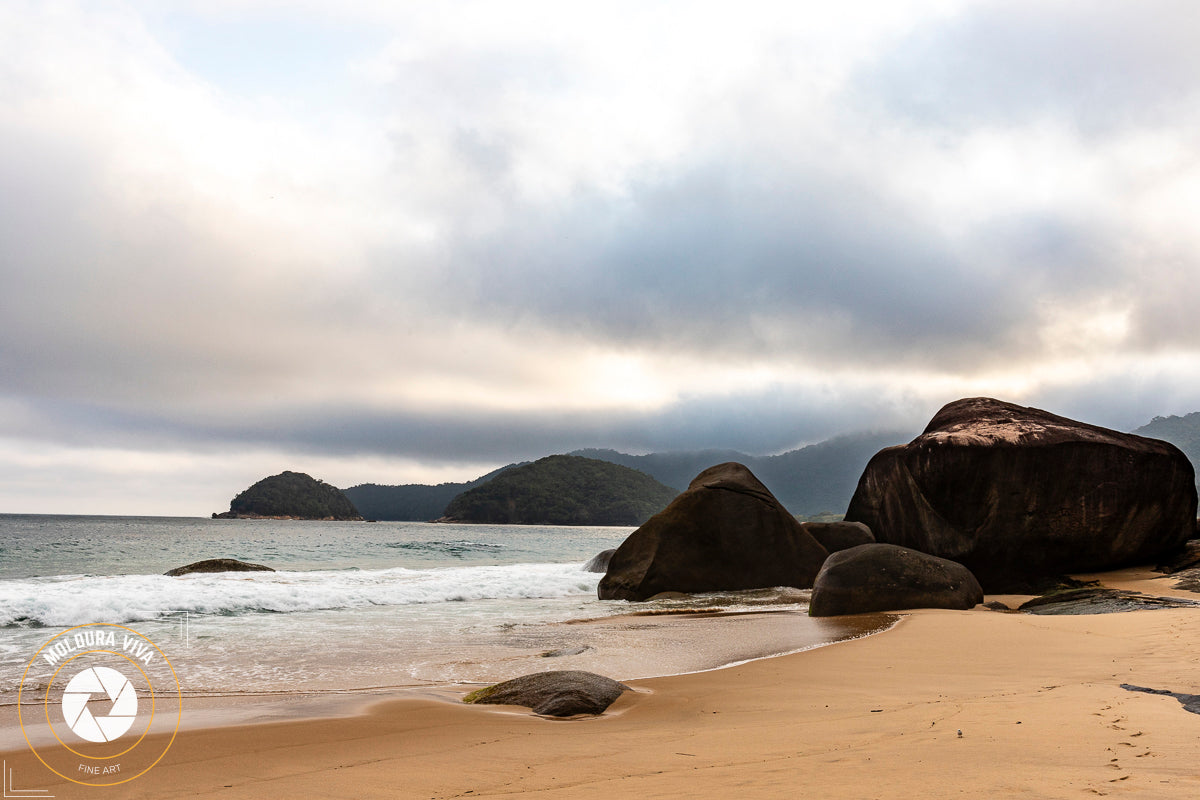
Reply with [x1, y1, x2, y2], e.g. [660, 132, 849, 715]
[165, 558, 275, 576]
[463, 670, 628, 717]
[1121, 684, 1200, 715]
[1173, 569, 1200, 592]
[1018, 587, 1199, 615]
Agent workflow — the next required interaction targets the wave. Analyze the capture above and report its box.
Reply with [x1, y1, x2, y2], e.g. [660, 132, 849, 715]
[383, 540, 507, 557]
[0, 562, 598, 628]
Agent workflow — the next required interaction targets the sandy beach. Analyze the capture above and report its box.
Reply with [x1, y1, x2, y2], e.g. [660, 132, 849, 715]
[6, 567, 1200, 799]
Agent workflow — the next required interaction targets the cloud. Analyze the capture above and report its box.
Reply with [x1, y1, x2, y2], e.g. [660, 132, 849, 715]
[3, 1, 1200, 512]
[855, 0, 1200, 134]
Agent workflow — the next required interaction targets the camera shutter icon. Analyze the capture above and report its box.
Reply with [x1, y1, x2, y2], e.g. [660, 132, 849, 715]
[61, 666, 138, 743]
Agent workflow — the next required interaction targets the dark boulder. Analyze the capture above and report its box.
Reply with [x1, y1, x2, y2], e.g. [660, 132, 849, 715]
[165, 558, 275, 576]
[809, 543, 983, 616]
[583, 549, 616, 573]
[597, 462, 828, 601]
[1156, 540, 1200, 574]
[801, 521, 874, 554]
[462, 670, 628, 717]
[845, 398, 1197, 591]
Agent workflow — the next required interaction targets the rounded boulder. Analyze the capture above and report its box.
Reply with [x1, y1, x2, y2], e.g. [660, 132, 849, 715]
[597, 462, 828, 601]
[809, 543, 983, 616]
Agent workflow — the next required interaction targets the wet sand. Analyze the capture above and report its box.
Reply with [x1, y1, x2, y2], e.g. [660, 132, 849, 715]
[6, 567, 1200, 798]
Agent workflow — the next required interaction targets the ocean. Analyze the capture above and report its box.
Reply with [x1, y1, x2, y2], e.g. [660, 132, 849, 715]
[0, 515, 887, 724]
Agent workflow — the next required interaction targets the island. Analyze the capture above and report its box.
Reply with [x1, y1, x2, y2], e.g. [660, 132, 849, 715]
[213, 470, 364, 520]
[438, 454, 678, 525]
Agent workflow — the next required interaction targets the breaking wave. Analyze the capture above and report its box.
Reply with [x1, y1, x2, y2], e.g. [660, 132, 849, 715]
[0, 562, 598, 628]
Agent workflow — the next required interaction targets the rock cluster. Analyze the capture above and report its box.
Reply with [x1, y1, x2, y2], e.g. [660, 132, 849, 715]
[845, 397, 1196, 591]
[591, 397, 1197, 617]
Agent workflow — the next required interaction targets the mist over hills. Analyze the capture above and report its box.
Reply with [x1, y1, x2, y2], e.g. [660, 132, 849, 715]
[1134, 413, 1200, 491]
[345, 430, 911, 521]
[343, 409, 1200, 523]
[573, 430, 910, 515]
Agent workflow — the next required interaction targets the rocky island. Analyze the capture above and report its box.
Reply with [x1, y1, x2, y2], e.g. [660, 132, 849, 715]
[213, 470, 363, 520]
[438, 454, 678, 525]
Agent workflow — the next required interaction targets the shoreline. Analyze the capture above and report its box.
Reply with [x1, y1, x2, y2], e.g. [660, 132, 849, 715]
[1, 606, 898, 750]
[6, 566, 1200, 797]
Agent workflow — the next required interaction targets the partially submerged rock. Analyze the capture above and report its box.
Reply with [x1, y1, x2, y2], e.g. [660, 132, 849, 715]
[597, 463, 828, 601]
[540, 646, 591, 658]
[165, 558, 275, 576]
[845, 398, 1197, 591]
[463, 670, 628, 717]
[809, 543, 983, 617]
[801, 521, 874, 554]
[583, 549, 616, 573]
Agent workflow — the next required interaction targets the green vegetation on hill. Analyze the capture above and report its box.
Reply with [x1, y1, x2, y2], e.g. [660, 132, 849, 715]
[343, 464, 521, 521]
[219, 471, 362, 520]
[338, 431, 910, 521]
[440, 455, 678, 525]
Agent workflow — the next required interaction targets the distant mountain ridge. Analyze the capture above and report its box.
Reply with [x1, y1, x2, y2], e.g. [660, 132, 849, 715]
[344, 464, 522, 522]
[1134, 413, 1200, 491]
[573, 430, 911, 515]
[344, 430, 911, 520]
[254, 412, 1200, 523]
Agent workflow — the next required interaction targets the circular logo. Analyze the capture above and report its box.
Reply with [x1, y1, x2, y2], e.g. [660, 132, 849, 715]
[18, 623, 182, 787]
[62, 666, 139, 743]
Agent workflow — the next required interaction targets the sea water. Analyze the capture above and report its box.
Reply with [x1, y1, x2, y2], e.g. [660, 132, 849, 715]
[0, 515, 886, 711]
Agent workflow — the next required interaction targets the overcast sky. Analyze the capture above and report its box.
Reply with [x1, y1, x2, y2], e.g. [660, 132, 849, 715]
[3, 0, 1200, 515]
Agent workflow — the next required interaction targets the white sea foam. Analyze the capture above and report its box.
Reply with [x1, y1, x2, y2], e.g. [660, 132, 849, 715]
[0, 562, 599, 628]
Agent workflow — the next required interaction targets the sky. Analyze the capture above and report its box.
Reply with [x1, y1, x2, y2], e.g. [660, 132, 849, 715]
[2, 0, 1200, 515]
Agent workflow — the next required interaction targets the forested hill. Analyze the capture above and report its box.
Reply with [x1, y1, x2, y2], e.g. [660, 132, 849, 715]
[343, 464, 519, 522]
[439, 455, 679, 526]
[215, 471, 363, 520]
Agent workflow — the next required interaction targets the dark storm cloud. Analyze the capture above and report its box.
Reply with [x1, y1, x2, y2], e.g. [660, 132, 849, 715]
[0, 382, 920, 465]
[425, 153, 1124, 374]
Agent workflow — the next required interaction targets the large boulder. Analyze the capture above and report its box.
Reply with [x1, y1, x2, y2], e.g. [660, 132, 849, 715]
[597, 462, 828, 601]
[801, 521, 875, 554]
[809, 543, 983, 616]
[845, 398, 1197, 591]
[462, 670, 628, 717]
[165, 558, 274, 576]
